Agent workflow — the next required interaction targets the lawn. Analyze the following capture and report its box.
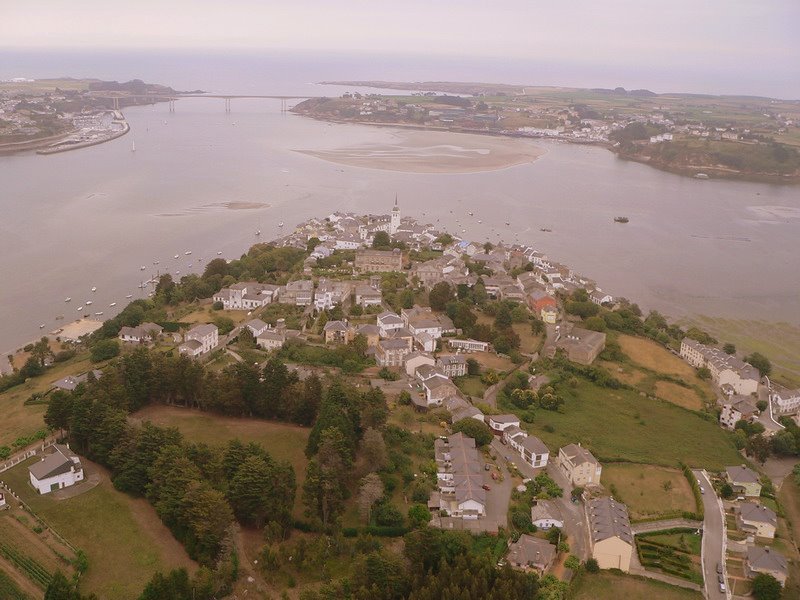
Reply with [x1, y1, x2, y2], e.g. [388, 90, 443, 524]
[453, 375, 487, 399]
[617, 335, 698, 379]
[0, 351, 94, 447]
[636, 530, 704, 584]
[601, 463, 697, 520]
[777, 479, 800, 597]
[132, 405, 311, 516]
[527, 379, 742, 469]
[2, 458, 196, 599]
[569, 570, 702, 600]
[653, 381, 704, 412]
[642, 531, 702, 555]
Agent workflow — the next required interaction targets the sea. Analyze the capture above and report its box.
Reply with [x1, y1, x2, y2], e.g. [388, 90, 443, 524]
[1, 49, 799, 357]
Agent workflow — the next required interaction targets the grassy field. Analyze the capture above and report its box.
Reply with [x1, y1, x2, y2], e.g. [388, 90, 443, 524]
[569, 570, 702, 600]
[527, 378, 741, 469]
[132, 405, 311, 516]
[776, 479, 800, 597]
[601, 463, 697, 520]
[2, 458, 195, 599]
[453, 375, 488, 399]
[612, 335, 712, 411]
[0, 352, 94, 447]
[685, 316, 800, 388]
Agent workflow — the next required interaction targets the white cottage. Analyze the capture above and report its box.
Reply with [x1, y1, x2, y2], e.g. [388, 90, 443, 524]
[28, 445, 84, 494]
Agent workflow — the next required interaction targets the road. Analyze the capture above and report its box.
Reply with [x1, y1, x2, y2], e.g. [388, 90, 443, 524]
[695, 469, 729, 600]
[490, 438, 589, 560]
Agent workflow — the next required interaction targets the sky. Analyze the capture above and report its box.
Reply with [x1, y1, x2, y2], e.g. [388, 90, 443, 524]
[2, 1, 799, 97]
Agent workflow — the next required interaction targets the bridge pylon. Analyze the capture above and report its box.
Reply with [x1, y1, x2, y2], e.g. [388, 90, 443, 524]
[169, 99, 175, 113]
[281, 98, 287, 113]
[225, 98, 231, 113]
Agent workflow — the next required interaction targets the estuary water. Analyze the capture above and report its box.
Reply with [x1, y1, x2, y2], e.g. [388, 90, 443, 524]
[0, 50, 798, 355]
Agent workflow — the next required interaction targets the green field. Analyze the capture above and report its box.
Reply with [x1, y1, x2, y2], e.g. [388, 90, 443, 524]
[527, 379, 742, 469]
[2, 458, 196, 599]
[569, 570, 702, 600]
[601, 463, 697, 520]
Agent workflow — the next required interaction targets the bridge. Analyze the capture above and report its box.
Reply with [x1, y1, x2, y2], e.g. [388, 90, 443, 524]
[93, 93, 324, 113]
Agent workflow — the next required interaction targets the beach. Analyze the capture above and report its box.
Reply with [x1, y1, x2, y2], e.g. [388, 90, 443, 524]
[295, 129, 546, 173]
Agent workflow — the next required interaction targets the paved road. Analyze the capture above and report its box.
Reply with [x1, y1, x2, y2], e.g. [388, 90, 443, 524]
[695, 469, 729, 600]
[490, 438, 589, 560]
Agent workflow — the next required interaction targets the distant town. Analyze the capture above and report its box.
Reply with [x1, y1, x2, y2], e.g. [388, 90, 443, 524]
[294, 81, 800, 183]
[1, 199, 798, 599]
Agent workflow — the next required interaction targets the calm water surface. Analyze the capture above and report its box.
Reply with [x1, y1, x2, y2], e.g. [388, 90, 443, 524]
[1, 96, 798, 355]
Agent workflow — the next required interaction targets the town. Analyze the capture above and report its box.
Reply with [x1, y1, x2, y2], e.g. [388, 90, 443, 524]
[293, 83, 800, 182]
[0, 199, 798, 600]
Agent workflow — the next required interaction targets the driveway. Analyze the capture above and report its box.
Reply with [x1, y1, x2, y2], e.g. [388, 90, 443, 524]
[695, 469, 729, 600]
[490, 437, 589, 560]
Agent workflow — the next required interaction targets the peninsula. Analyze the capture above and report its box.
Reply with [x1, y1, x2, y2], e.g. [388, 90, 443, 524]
[293, 81, 800, 183]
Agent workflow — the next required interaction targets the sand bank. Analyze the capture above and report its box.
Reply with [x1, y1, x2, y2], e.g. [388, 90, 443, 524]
[295, 129, 545, 173]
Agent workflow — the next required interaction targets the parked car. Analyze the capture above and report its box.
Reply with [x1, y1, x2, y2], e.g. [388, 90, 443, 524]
[719, 582, 726, 593]
[716, 563, 723, 575]
[482, 484, 491, 491]
[484, 464, 491, 471]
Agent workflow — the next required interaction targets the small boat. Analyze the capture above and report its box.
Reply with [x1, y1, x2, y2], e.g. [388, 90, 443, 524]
[77, 306, 84, 311]
[140, 265, 146, 270]
[95, 311, 104, 316]
[695, 173, 709, 179]
[174, 254, 179, 259]
[505, 221, 510, 226]
[109, 302, 117, 307]
[153, 260, 159, 265]
[217, 251, 222, 255]
[86, 300, 92, 306]
[540, 228, 552, 233]
[185, 251, 192, 255]
[468, 211, 473, 216]
[614, 216, 629, 223]
[125, 294, 133, 299]
[131, 140, 136, 152]
[478, 220, 483, 224]
[278, 222, 284, 228]
[91, 286, 97, 292]
[176, 270, 181, 275]
[255, 230, 261, 236]
[65, 297, 72, 302]
[56, 315, 64, 320]
[39, 324, 45, 329]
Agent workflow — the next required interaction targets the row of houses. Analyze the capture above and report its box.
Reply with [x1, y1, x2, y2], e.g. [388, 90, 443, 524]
[213, 277, 384, 311]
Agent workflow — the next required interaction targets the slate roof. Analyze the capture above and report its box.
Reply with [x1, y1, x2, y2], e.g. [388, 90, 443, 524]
[587, 497, 633, 545]
[560, 443, 599, 466]
[726, 465, 760, 484]
[507, 534, 556, 569]
[739, 503, 777, 527]
[747, 546, 787, 577]
[531, 500, 563, 524]
[29, 445, 82, 481]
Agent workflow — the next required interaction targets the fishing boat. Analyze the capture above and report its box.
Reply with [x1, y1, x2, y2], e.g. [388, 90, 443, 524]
[91, 286, 97, 292]
[86, 300, 93, 306]
[39, 324, 45, 329]
[77, 306, 84, 311]
[153, 260, 160, 265]
[614, 216, 629, 223]
[540, 228, 552, 233]
[185, 251, 192, 255]
[95, 312, 104, 316]
[140, 265, 146, 270]
[109, 302, 117, 307]
[125, 294, 133, 299]
[217, 251, 223, 255]
[468, 211, 474, 216]
[278, 222, 284, 228]
[65, 297, 72, 302]
[174, 254, 179, 259]
[255, 230, 261, 236]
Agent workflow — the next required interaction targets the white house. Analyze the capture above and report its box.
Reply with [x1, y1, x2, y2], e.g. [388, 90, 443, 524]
[180, 323, 219, 356]
[519, 436, 549, 469]
[771, 386, 800, 416]
[488, 414, 521, 434]
[414, 331, 436, 353]
[355, 283, 382, 307]
[243, 318, 270, 338]
[433, 433, 486, 520]
[28, 445, 84, 494]
[0, 491, 6, 509]
[118, 322, 163, 343]
[377, 311, 404, 337]
[257, 329, 286, 350]
[448, 338, 489, 353]
[530, 500, 564, 530]
[503, 425, 528, 450]
[404, 351, 436, 378]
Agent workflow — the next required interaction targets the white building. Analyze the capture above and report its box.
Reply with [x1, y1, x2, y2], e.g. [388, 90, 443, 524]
[28, 445, 84, 495]
[243, 318, 270, 338]
[377, 311, 404, 337]
[488, 414, 521, 434]
[180, 323, 219, 356]
[530, 500, 564, 530]
[448, 338, 489, 353]
[771, 386, 800, 416]
[433, 433, 486, 520]
[679, 339, 760, 395]
[118, 322, 163, 343]
[519, 436, 549, 469]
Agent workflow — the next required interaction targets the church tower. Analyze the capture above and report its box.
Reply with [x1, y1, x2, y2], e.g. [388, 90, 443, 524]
[390, 194, 400, 235]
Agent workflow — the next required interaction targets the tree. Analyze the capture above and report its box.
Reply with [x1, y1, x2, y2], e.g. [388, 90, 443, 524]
[374, 502, 404, 527]
[372, 231, 391, 249]
[744, 352, 772, 377]
[494, 304, 513, 329]
[238, 327, 256, 349]
[584, 316, 606, 332]
[564, 555, 580, 570]
[745, 433, 771, 464]
[451, 419, 493, 447]
[585, 558, 600, 573]
[751, 573, 782, 600]
[31, 337, 53, 368]
[723, 342, 736, 355]
[228, 454, 296, 529]
[720, 483, 734, 499]
[361, 428, 387, 472]
[45, 390, 73, 435]
[357, 473, 384, 524]
[90, 339, 120, 362]
[408, 503, 431, 528]
[697, 367, 712, 380]
[428, 282, 454, 311]
[306, 237, 321, 253]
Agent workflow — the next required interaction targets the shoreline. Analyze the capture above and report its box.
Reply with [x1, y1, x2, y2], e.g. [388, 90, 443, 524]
[37, 116, 130, 156]
[293, 111, 799, 185]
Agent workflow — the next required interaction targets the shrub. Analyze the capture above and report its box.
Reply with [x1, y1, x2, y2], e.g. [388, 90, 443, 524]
[585, 558, 599, 573]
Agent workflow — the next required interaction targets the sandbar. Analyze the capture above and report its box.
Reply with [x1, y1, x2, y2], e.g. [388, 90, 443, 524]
[295, 129, 545, 174]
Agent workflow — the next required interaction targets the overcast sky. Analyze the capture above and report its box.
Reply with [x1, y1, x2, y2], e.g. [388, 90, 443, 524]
[2, 1, 798, 95]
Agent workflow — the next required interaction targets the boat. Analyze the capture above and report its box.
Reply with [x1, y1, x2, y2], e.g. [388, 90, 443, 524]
[505, 222, 510, 226]
[468, 211, 474, 216]
[153, 260, 159, 265]
[85, 301, 92, 306]
[77, 306, 84, 311]
[64, 297, 71, 302]
[185, 251, 192, 255]
[39, 324, 45, 329]
[540, 228, 552, 233]
[174, 254, 179, 259]
[125, 294, 133, 299]
[478, 220, 483, 224]
[255, 230, 261, 236]
[217, 251, 222, 255]
[695, 173, 709, 179]
[56, 315, 64, 320]
[131, 140, 136, 152]
[278, 222, 284, 228]
[91, 286, 97, 292]
[614, 216, 630, 223]
[140, 265, 146, 270]
[176, 270, 181, 275]
[109, 302, 117, 307]
[95, 311, 104, 316]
